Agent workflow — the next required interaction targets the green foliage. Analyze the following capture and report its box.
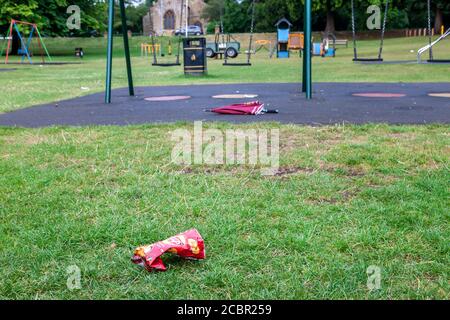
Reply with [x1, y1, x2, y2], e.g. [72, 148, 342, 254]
[0, 0, 107, 36]
[203, 0, 450, 32]
[0, 0, 39, 29]
[203, 0, 254, 33]
[113, 2, 149, 34]
[206, 20, 219, 34]
[0, 0, 449, 36]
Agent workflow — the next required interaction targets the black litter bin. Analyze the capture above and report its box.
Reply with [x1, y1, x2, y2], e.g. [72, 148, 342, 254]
[183, 38, 207, 76]
[75, 47, 84, 58]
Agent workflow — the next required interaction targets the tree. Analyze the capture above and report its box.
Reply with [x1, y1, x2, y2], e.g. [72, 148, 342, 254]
[113, 1, 150, 34]
[252, 0, 301, 32]
[203, 0, 253, 33]
[310, 0, 343, 32]
[0, 0, 108, 37]
[434, 0, 450, 32]
[405, 0, 449, 31]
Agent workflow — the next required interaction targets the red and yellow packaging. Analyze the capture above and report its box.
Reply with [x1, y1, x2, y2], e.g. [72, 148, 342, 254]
[132, 229, 205, 271]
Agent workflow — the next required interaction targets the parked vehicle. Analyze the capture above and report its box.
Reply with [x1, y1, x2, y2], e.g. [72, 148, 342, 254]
[174, 25, 203, 36]
[206, 34, 241, 59]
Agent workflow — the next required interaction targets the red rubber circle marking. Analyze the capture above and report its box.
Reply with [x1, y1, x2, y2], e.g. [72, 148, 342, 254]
[352, 93, 406, 98]
[145, 95, 191, 101]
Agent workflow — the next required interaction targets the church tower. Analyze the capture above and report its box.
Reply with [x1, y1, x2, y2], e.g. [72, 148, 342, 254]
[143, 0, 207, 36]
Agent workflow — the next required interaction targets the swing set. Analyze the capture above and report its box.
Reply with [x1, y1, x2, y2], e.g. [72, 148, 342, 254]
[1, 19, 52, 64]
[351, 0, 389, 63]
[417, 0, 450, 64]
[150, 0, 184, 67]
[223, 0, 256, 66]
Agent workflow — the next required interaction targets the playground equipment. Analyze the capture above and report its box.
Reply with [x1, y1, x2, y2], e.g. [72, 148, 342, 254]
[254, 40, 273, 57]
[151, 35, 182, 66]
[141, 43, 160, 57]
[150, 0, 184, 67]
[206, 33, 240, 59]
[275, 18, 292, 58]
[105, 0, 134, 103]
[312, 33, 336, 57]
[104, 0, 312, 102]
[205, 4, 243, 62]
[223, 0, 256, 66]
[312, 42, 322, 56]
[276, 28, 335, 59]
[0, 19, 52, 64]
[288, 33, 304, 54]
[417, 0, 450, 64]
[418, 28, 450, 63]
[351, 0, 390, 62]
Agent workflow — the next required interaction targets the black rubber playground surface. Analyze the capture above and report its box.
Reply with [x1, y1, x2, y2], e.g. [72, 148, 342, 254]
[0, 82, 449, 128]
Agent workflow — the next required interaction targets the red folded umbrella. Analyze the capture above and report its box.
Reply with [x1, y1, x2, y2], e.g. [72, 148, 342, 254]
[205, 101, 278, 115]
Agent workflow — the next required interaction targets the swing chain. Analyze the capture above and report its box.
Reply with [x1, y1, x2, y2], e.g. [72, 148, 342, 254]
[378, 0, 389, 59]
[351, 0, 358, 60]
[427, 0, 433, 60]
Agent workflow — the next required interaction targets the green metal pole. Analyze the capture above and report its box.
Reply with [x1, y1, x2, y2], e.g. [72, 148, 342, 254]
[302, 11, 306, 93]
[119, 0, 134, 96]
[105, 0, 115, 104]
[0, 26, 11, 59]
[303, 0, 312, 99]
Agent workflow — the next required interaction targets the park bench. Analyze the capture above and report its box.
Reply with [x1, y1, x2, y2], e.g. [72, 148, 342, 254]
[334, 39, 348, 47]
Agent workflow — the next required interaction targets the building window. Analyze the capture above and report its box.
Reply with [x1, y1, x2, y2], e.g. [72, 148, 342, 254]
[163, 10, 175, 30]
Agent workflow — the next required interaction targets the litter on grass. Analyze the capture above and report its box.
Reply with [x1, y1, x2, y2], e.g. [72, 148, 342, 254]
[132, 229, 205, 272]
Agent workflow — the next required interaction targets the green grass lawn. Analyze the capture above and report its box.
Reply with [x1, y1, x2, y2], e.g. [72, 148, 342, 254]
[0, 124, 448, 299]
[0, 36, 449, 300]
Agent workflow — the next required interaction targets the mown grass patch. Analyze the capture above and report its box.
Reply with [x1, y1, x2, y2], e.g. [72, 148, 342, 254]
[0, 123, 448, 299]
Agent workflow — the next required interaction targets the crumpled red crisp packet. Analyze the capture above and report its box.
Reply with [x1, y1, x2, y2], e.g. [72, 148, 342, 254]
[132, 229, 205, 271]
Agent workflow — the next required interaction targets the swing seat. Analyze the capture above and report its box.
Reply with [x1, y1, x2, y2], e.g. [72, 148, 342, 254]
[18, 49, 32, 56]
[427, 59, 450, 64]
[353, 58, 383, 62]
[152, 62, 181, 67]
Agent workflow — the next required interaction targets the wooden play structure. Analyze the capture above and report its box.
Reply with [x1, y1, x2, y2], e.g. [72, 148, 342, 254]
[288, 33, 304, 52]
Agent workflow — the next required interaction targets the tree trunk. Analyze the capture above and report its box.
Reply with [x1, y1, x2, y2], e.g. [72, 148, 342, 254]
[435, 8, 443, 33]
[325, 10, 335, 32]
[324, 0, 335, 33]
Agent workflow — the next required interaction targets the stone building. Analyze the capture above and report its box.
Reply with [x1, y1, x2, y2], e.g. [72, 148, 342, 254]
[143, 0, 207, 36]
